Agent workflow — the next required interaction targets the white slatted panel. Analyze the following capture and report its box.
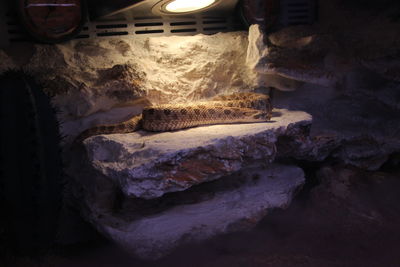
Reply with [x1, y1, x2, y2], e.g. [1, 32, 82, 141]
[1, 5, 237, 46]
[76, 16, 236, 39]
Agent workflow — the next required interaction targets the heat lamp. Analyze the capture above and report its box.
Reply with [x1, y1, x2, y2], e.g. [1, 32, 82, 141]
[87, 0, 238, 20]
[153, 0, 219, 15]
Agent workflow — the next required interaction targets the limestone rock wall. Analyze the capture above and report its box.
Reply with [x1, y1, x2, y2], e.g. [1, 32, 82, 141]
[98, 164, 305, 260]
[6, 32, 256, 141]
[246, 4, 400, 170]
[80, 109, 311, 199]
[25, 33, 255, 120]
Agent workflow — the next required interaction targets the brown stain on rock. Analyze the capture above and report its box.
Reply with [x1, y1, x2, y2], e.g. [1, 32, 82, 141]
[164, 157, 232, 184]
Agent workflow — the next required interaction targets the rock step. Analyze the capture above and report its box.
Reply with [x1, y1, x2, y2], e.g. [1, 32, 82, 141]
[96, 164, 305, 260]
[83, 108, 312, 199]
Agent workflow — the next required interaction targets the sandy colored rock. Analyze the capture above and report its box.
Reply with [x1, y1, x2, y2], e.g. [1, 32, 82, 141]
[246, 25, 268, 70]
[24, 32, 256, 120]
[82, 108, 311, 199]
[94, 164, 305, 260]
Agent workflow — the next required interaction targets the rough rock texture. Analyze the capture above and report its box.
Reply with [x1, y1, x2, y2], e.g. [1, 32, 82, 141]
[1, 1, 399, 260]
[311, 163, 400, 230]
[9, 166, 400, 267]
[62, 109, 310, 259]
[245, 9, 400, 171]
[82, 109, 311, 199]
[251, 3, 400, 87]
[247, 25, 305, 92]
[23, 32, 256, 121]
[6, 32, 257, 141]
[1, 20, 397, 171]
[270, 69, 400, 170]
[246, 25, 268, 70]
[0, 50, 15, 72]
[250, 25, 339, 87]
[90, 164, 305, 260]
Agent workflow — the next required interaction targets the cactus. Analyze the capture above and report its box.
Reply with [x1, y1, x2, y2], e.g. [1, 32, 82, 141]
[0, 70, 63, 255]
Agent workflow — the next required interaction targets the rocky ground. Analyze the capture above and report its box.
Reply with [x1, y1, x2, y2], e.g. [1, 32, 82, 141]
[2, 162, 400, 267]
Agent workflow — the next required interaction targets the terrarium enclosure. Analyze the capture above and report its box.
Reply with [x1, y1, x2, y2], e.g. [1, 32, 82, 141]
[0, 0, 400, 266]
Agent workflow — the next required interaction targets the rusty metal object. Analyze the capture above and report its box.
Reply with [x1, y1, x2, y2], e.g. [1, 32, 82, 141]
[17, 0, 86, 43]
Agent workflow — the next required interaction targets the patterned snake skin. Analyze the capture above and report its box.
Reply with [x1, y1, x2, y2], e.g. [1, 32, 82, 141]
[75, 92, 272, 143]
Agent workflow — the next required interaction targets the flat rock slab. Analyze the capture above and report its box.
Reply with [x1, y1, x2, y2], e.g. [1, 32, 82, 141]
[96, 164, 305, 260]
[84, 108, 311, 199]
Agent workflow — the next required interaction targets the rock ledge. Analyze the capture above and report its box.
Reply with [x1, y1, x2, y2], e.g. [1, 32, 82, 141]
[83, 108, 311, 199]
[97, 164, 305, 260]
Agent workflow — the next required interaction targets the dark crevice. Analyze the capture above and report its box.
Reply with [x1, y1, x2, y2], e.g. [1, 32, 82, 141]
[379, 152, 400, 173]
[110, 165, 266, 221]
[274, 158, 324, 203]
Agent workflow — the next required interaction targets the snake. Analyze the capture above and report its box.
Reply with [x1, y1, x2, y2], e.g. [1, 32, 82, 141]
[75, 92, 272, 143]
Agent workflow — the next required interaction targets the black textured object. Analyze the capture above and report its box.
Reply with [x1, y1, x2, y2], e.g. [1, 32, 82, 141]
[238, 0, 280, 32]
[0, 71, 63, 254]
[279, 0, 317, 26]
[239, 0, 317, 32]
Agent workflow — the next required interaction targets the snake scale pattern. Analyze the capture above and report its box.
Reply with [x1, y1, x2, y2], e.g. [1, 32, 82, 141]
[75, 92, 272, 143]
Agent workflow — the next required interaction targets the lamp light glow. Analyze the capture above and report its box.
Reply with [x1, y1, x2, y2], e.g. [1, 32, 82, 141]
[164, 0, 217, 13]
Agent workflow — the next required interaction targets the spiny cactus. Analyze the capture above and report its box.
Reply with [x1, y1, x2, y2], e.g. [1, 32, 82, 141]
[0, 70, 63, 255]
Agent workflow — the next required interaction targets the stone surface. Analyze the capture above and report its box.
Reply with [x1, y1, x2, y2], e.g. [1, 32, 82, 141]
[1, 1, 399, 264]
[272, 78, 400, 170]
[1, 20, 397, 172]
[311, 163, 400, 229]
[82, 108, 311, 199]
[0, 50, 15, 73]
[63, 109, 309, 259]
[254, 29, 340, 87]
[93, 164, 305, 260]
[244, 5, 400, 170]
[249, 2, 400, 88]
[11, 32, 259, 142]
[246, 25, 268, 70]
[246, 25, 305, 92]
[23, 32, 256, 121]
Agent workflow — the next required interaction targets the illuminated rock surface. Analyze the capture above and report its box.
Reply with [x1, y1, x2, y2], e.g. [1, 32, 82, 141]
[24, 32, 256, 122]
[95, 164, 304, 260]
[64, 109, 309, 259]
[16, 31, 259, 141]
[82, 109, 311, 199]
